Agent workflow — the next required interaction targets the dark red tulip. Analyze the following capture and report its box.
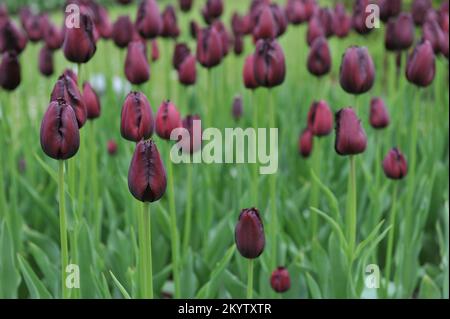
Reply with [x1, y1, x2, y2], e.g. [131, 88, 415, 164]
[112, 16, 134, 48]
[63, 13, 96, 63]
[136, 0, 162, 39]
[385, 13, 414, 51]
[180, 114, 202, 154]
[212, 20, 230, 57]
[190, 20, 200, 39]
[39, 46, 54, 77]
[271, 4, 288, 37]
[233, 35, 244, 55]
[412, 0, 432, 26]
[241, 14, 253, 35]
[306, 15, 324, 46]
[232, 95, 243, 121]
[383, 147, 408, 180]
[178, 55, 196, 86]
[161, 5, 180, 39]
[128, 139, 167, 202]
[0, 20, 27, 54]
[299, 128, 313, 158]
[253, 38, 286, 88]
[83, 82, 101, 119]
[120, 91, 154, 142]
[318, 8, 334, 38]
[286, 0, 307, 25]
[406, 40, 435, 87]
[307, 100, 333, 137]
[335, 108, 367, 156]
[179, 0, 193, 12]
[95, 5, 112, 39]
[63, 68, 78, 84]
[423, 20, 446, 54]
[439, 11, 449, 33]
[173, 43, 191, 70]
[253, 5, 278, 40]
[235, 208, 265, 259]
[442, 1, 449, 15]
[339, 46, 375, 95]
[441, 33, 449, 58]
[369, 97, 390, 129]
[117, 0, 133, 4]
[243, 54, 259, 90]
[352, 0, 373, 35]
[44, 22, 63, 51]
[151, 40, 159, 62]
[303, 0, 318, 21]
[307, 37, 331, 77]
[231, 12, 244, 36]
[202, 0, 223, 24]
[0, 51, 20, 91]
[333, 3, 351, 38]
[125, 41, 150, 85]
[40, 99, 80, 160]
[270, 267, 291, 293]
[196, 27, 222, 68]
[379, 0, 402, 22]
[19, 7, 32, 29]
[23, 14, 43, 42]
[51, 74, 87, 128]
[107, 139, 118, 155]
[155, 100, 182, 140]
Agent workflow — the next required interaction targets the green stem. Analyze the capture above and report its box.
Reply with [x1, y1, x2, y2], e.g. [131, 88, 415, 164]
[383, 182, 398, 298]
[182, 162, 193, 255]
[268, 89, 277, 270]
[346, 155, 357, 259]
[144, 203, 153, 298]
[90, 122, 101, 241]
[247, 259, 254, 299]
[58, 161, 69, 299]
[137, 202, 147, 298]
[310, 138, 321, 240]
[252, 90, 258, 207]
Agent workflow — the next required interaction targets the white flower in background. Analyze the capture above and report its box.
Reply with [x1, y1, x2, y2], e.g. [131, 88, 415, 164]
[113, 76, 131, 96]
[89, 73, 106, 96]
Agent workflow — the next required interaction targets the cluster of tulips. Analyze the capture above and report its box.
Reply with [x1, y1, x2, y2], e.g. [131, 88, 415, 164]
[0, 0, 448, 299]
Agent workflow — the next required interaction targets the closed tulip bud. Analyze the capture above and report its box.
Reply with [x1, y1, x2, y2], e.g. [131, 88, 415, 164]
[299, 128, 313, 158]
[442, 1, 449, 15]
[196, 27, 222, 68]
[379, 0, 402, 23]
[235, 208, 265, 259]
[173, 43, 191, 70]
[333, 3, 351, 38]
[286, 0, 307, 25]
[306, 16, 324, 46]
[96, 5, 112, 39]
[202, 0, 223, 23]
[178, 55, 196, 86]
[233, 35, 244, 55]
[44, 22, 63, 51]
[121, 91, 154, 142]
[352, 0, 372, 35]
[254, 39, 286, 88]
[0, 20, 27, 54]
[212, 21, 230, 57]
[161, 5, 180, 38]
[83, 82, 101, 119]
[179, 0, 193, 12]
[156, 100, 182, 140]
[231, 12, 244, 36]
[442, 35, 449, 58]
[439, 12, 449, 33]
[243, 54, 259, 90]
[385, 13, 414, 51]
[253, 5, 278, 40]
[423, 20, 446, 54]
[270, 267, 291, 293]
[307, 37, 331, 77]
[0, 51, 21, 91]
[232, 95, 243, 121]
[272, 4, 288, 37]
[406, 40, 435, 87]
[307, 100, 333, 136]
[112, 16, 134, 48]
[63, 68, 78, 84]
[40, 99, 80, 160]
[318, 8, 334, 38]
[412, 0, 432, 26]
[24, 14, 43, 42]
[136, 0, 162, 39]
[383, 147, 408, 179]
[339, 46, 375, 95]
[190, 20, 199, 39]
[39, 46, 54, 77]
[63, 13, 96, 63]
[369, 97, 390, 129]
[125, 41, 150, 85]
[335, 108, 367, 156]
[181, 114, 202, 154]
[107, 139, 118, 155]
[128, 139, 167, 202]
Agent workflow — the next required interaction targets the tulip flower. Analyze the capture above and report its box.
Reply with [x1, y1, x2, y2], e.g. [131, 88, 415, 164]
[180, 114, 202, 154]
[318, 8, 334, 38]
[173, 43, 191, 70]
[0, 20, 27, 54]
[63, 68, 78, 84]
[178, 55, 196, 86]
[190, 20, 200, 39]
[179, 0, 193, 12]
[423, 20, 446, 54]
[243, 54, 259, 90]
[232, 95, 243, 121]
[307, 37, 331, 77]
[270, 4, 288, 37]
[44, 22, 63, 51]
[63, 12, 96, 64]
[107, 139, 118, 155]
[352, 0, 372, 35]
[270, 267, 291, 293]
[23, 13, 43, 42]
[0, 3, 7, 19]
[120, 91, 154, 142]
[412, 0, 432, 26]
[253, 38, 286, 88]
[125, 41, 150, 85]
[40, 99, 80, 160]
[439, 11, 449, 33]
[136, 0, 162, 39]
[95, 5, 112, 39]
[333, 3, 351, 38]
[231, 12, 244, 36]
[161, 5, 180, 39]
[233, 35, 244, 55]
[306, 16, 324, 46]
[385, 13, 414, 51]
[253, 5, 278, 40]
[212, 20, 230, 57]
[286, 0, 307, 25]
[112, 16, 134, 48]
[335, 108, 367, 156]
[299, 128, 314, 158]
[307, 100, 333, 137]
[406, 40, 435, 87]
[369, 97, 390, 129]
[379, 0, 402, 22]
[383, 147, 408, 179]
[196, 27, 222, 68]
[339, 46, 375, 95]
[235, 207, 265, 259]
[39, 46, 54, 77]
[155, 100, 182, 140]
[83, 82, 101, 119]
[202, 0, 223, 24]
[0, 51, 21, 91]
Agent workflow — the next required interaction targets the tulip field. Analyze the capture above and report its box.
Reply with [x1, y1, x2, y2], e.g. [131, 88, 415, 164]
[0, 0, 449, 301]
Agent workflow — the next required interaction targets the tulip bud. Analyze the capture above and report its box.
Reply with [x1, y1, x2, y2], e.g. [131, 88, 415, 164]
[383, 147, 408, 180]
[412, 0, 432, 26]
[23, 14, 43, 42]
[385, 13, 414, 51]
[196, 27, 222, 68]
[423, 20, 446, 54]
[39, 46, 54, 77]
[151, 39, 159, 62]
[202, 0, 223, 23]
[235, 207, 265, 259]
[286, 0, 307, 25]
[306, 16, 324, 46]
[128, 139, 167, 202]
[117, 0, 133, 4]
[232, 95, 243, 121]
[83, 82, 101, 119]
[190, 20, 200, 39]
[254, 38, 286, 88]
[406, 40, 435, 87]
[40, 99, 80, 160]
[243, 54, 259, 90]
[136, 0, 162, 39]
[125, 41, 150, 85]
[179, 0, 193, 12]
[335, 108, 367, 156]
[120, 91, 154, 142]
[270, 267, 291, 293]
[253, 5, 278, 40]
[156, 100, 182, 140]
[0, 51, 21, 91]
[307, 100, 333, 137]
[112, 16, 134, 48]
[307, 37, 331, 77]
[379, 0, 402, 22]
[0, 20, 27, 54]
[318, 8, 334, 38]
[352, 0, 372, 35]
[178, 55, 196, 86]
[299, 128, 313, 158]
[369, 97, 390, 129]
[181, 114, 202, 154]
[107, 139, 118, 155]
[63, 68, 78, 84]
[439, 11, 449, 33]
[333, 3, 351, 38]
[339, 46, 375, 95]
[63, 13, 96, 63]
[173, 43, 191, 70]
[44, 22, 63, 51]
[233, 35, 244, 55]
[212, 20, 230, 57]
[161, 5, 180, 39]
[231, 12, 244, 36]
[96, 5, 112, 39]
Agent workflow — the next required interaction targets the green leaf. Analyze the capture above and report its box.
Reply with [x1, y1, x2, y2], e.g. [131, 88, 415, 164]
[354, 220, 385, 259]
[310, 207, 347, 250]
[0, 222, 21, 298]
[109, 271, 131, 299]
[418, 275, 441, 299]
[305, 272, 322, 299]
[310, 170, 341, 221]
[17, 254, 52, 299]
[33, 153, 58, 183]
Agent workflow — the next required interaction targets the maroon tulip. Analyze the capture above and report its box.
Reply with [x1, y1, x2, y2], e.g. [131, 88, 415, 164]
[180, 114, 202, 154]
[235, 208, 265, 259]
[212, 20, 230, 57]
[178, 55, 196, 86]
[44, 22, 63, 51]
[335, 108, 367, 156]
[307, 37, 331, 77]
[128, 139, 167, 202]
[196, 27, 222, 68]
[95, 5, 112, 39]
[412, 0, 432, 26]
[379, 0, 402, 22]
[40, 99, 80, 160]
[125, 41, 150, 85]
[369, 97, 390, 129]
[286, 0, 307, 25]
[83, 82, 101, 119]
[306, 16, 324, 46]
[39, 46, 54, 77]
[385, 13, 414, 51]
[318, 8, 334, 38]
[231, 12, 244, 36]
[107, 139, 118, 155]
[23, 14, 43, 42]
[63, 13, 96, 63]
[232, 95, 243, 121]
[406, 40, 435, 87]
[339, 46, 375, 95]
[0, 20, 27, 54]
[151, 40, 159, 62]
[270, 267, 291, 293]
[173, 43, 191, 70]
[63, 68, 78, 84]
[352, 0, 372, 35]
[383, 147, 408, 180]
[0, 51, 20, 91]
[439, 11, 449, 33]
[136, 0, 162, 39]
[155, 100, 182, 140]
[243, 54, 259, 90]
[271, 4, 288, 37]
[179, 0, 193, 12]
[253, 5, 278, 40]
[233, 35, 244, 55]
[333, 3, 351, 38]
[190, 20, 200, 39]
[112, 16, 134, 48]
[51, 74, 87, 128]
[202, 0, 223, 24]
[299, 128, 313, 158]
[307, 100, 333, 137]
[120, 91, 154, 142]
[423, 20, 446, 54]
[161, 5, 180, 38]
[253, 38, 286, 88]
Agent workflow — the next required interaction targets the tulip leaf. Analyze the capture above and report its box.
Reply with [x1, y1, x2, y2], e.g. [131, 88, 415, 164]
[109, 270, 131, 299]
[310, 170, 341, 222]
[305, 272, 322, 299]
[17, 254, 52, 299]
[418, 275, 441, 299]
[0, 222, 21, 298]
[310, 207, 347, 250]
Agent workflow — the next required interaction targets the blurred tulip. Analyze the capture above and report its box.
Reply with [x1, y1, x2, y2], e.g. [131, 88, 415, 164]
[335, 108, 367, 156]
[243, 54, 259, 90]
[412, 0, 432, 26]
[212, 20, 230, 57]
[318, 8, 334, 38]
[333, 3, 351, 38]
[339, 46, 375, 95]
[23, 13, 44, 42]
[125, 41, 150, 85]
[299, 128, 313, 158]
[270, 267, 291, 293]
[307, 37, 331, 77]
[161, 5, 180, 38]
[383, 147, 408, 179]
[117, 0, 133, 4]
[271, 4, 288, 37]
[120, 91, 154, 142]
[385, 13, 414, 51]
[235, 208, 265, 259]
[173, 43, 191, 70]
[232, 95, 243, 121]
[95, 5, 112, 39]
[369, 97, 390, 129]
[44, 22, 63, 51]
[63, 13, 96, 63]
[39, 46, 54, 77]
[178, 55, 196, 85]
[156, 100, 182, 140]
[190, 20, 199, 39]
[307, 100, 333, 136]
[0, 20, 27, 54]
[306, 15, 324, 46]
[202, 0, 223, 24]
[107, 139, 118, 155]
[231, 12, 244, 36]
[423, 20, 446, 54]
[253, 4, 278, 40]
[136, 0, 162, 39]
[233, 35, 244, 55]
[0, 51, 21, 91]
[112, 16, 134, 48]
[379, 0, 402, 22]
[352, 0, 372, 35]
[196, 27, 222, 68]
[83, 82, 101, 119]
[286, 0, 307, 25]
[253, 38, 286, 88]
[406, 40, 435, 87]
[179, 0, 193, 12]
[180, 114, 202, 154]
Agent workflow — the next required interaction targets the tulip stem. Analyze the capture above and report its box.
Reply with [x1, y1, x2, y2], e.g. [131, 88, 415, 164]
[383, 182, 398, 298]
[346, 155, 357, 259]
[268, 89, 277, 270]
[138, 202, 153, 298]
[252, 90, 258, 207]
[58, 160, 69, 299]
[247, 259, 254, 299]
[182, 162, 193, 255]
